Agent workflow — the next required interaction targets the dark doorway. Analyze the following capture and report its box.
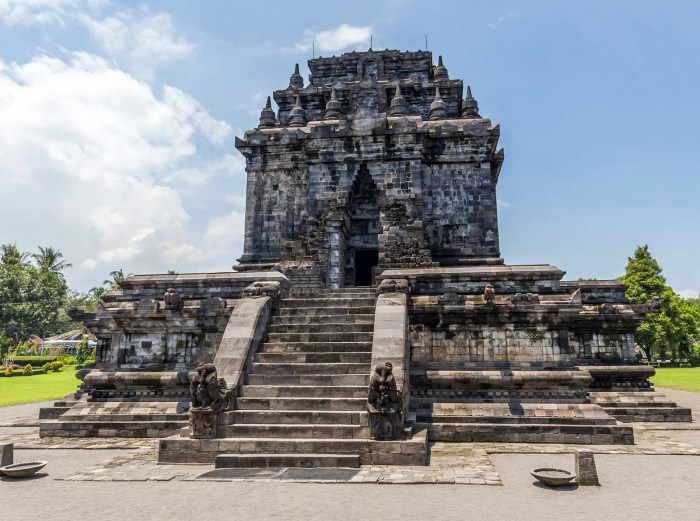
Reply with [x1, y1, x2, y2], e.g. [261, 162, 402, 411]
[354, 249, 378, 286]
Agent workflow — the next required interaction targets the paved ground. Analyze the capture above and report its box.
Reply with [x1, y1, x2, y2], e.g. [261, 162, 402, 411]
[1, 389, 699, 520]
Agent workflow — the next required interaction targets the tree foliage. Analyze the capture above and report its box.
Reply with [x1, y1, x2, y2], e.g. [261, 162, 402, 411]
[620, 245, 700, 360]
[0, 261, 68, 340]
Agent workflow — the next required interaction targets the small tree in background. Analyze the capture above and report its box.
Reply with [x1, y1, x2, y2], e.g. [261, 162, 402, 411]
[620, 245, 700, 360]
[75, 336, 91, 366]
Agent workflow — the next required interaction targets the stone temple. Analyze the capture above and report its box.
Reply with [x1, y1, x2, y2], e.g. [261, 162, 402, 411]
[42, 49, 691, 467]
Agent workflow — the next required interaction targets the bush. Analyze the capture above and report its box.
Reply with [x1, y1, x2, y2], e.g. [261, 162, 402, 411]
[50, 361, 63, 372]
[4, 366, 13, 377]
[22, 363, 33, 376]
[42, 362, 51, 373]
[57, 355, 77, 366]
[12, 356, 57, 366]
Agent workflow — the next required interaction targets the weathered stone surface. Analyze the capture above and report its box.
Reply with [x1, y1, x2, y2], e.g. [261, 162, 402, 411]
[236, 49, 504, 287]
[0, 443, 13, 468]
[575, 449, 600, 486]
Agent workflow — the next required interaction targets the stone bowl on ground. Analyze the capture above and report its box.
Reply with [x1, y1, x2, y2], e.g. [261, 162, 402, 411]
[530, 468, 575, 487]
[0, 461, 48, 478]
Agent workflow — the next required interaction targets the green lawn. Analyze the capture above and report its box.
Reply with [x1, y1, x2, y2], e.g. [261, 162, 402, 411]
[651, 367, 700, 393]
[0, 369, 81, 407]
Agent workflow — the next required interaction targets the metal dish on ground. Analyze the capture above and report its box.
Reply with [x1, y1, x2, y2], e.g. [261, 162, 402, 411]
[0, 461, 48, 478]
[531, 468, 575, 486]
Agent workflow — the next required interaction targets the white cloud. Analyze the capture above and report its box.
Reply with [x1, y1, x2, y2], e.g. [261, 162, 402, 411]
[679, 289, 699, 299]
[497, 199, 511, 210]
[292, 24, 372, 53]
[163, 154, 245, 188]
[204, 211, 245, 250]
[0, 0, 82, 25]
[0, 1, 194, 80]
[80, 11, 195, 79]
[0, 52, 241, 288]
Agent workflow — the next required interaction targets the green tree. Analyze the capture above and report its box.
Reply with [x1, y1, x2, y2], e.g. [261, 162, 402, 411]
[31, 246, 72, 274]
[103, 269, 132, 290]
[0, 262, 68, 341]
[620, 245, 700, 360]
[1, 243, 29, 266]
[75, 335, 92, 365]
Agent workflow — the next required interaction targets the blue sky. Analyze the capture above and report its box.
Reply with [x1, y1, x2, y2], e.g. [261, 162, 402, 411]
[0, 0, 698, 296]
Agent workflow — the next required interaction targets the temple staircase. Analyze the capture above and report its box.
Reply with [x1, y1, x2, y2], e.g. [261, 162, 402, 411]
[160, 288, 427, 467]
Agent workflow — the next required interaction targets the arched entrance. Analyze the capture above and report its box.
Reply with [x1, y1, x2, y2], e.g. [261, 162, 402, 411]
[345, 165, 380, 286]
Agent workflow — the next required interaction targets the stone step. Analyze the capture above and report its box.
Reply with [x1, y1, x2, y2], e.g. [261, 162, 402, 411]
[277, 306, 375, 317]
[239, 385, 367, 398]
[236, 397, 366, 411]
[264, 332, 373, 343]
[281, 297, 376, 308]
[269, 314, 375, 325]
[260, 342, 372, 353]
[227, 410, 368, 425]
[250, 362, 370, 376]
[215, 453, 360, 469]
[160, 433, 430, 466]
[418, 422, 635, 444]
[38, 406, 72, 420]
[266, 322, 375, 333]
[414, 414, 616, 425]
[223, 424, 370, 439]
[322, 288, 376, 294]
[255, 352, 372, 364]
[52, 413, 188, 422]
[246, 374, 370, 386]
[603, 407, 693, 422]
[39, 419, 186, 438]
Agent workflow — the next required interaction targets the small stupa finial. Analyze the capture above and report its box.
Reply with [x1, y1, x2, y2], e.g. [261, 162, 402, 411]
[289, 63, 304, 89]
[288, 94, 308, 126]
[324, 87, 342, 119]
[429, 86, 447, 119]
[258, 95, 276, 128]
[433, 55, 448, 81]
[461, 85, 480, 118]
[389, 83, 409, 116]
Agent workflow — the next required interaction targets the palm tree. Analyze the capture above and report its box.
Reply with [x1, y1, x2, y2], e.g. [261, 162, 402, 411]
[167, 269, 178, 275]
[0, 243, 29, 266]
[89, 286, 107, 300]
[103, 269, 133, 289]
[32, 246, 72, 273]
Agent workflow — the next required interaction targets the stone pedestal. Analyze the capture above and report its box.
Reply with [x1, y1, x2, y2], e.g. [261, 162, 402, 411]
[189, 410, 219, 439]
[1, 443, 13, 467]
[368, 411, 402, 440]
[575, 449, 600, 486]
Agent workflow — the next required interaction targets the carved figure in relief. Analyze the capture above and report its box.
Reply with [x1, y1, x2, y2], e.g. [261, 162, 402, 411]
[510, 292, 540, 305]
[377, 278, 410, 295]
[243, 281, 281, 298]
[645, 295, 662, 312]
[483, 283, 496, 305]
[164, 288, 182, 310]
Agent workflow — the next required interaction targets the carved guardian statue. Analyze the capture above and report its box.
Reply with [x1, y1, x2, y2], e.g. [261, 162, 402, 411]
[188, 363, 232, 438]
[367, 362, 402, 440]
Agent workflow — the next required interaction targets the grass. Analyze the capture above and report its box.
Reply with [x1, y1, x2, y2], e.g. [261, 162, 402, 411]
[650, 367, 700, 393]
[0, 368, 81, 407]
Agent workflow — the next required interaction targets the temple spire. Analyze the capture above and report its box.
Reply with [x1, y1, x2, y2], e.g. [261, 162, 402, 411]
[289, 63, 304, 89]
[461, 85, 480, 118]
[323, 87, 342, 119]
[258, 96, 276, 128]
[429, 86, 447, 119]
[389, 83, 409, 115]
[433, 55, 448, 81]
[288, 94, 308, 126]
